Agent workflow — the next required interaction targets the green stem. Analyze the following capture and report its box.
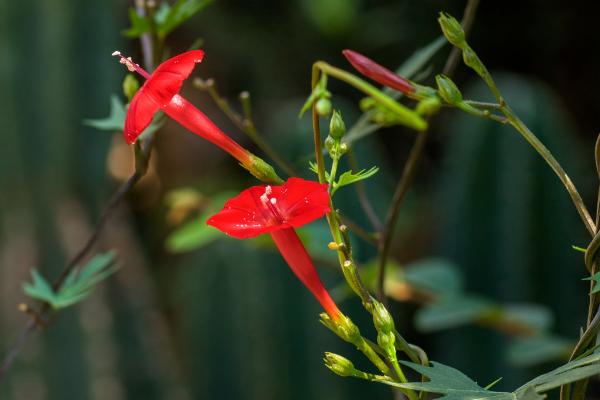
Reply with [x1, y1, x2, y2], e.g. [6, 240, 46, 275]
[377, 130, 429, 301]
[502, 107, 596, 236]
[195, 79, 297, 177]
[329, 156, 340, 192]
[313, 62, 427, 132]
[356, 337, 391, 376]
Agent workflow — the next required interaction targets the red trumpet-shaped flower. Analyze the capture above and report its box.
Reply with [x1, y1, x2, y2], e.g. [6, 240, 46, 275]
[113, 50, 281, 184]
[207, 178, 342, 320]
[342, 49, 415, 94]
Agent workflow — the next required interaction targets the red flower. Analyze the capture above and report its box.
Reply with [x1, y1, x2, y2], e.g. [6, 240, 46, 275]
[342, 49, 415, 94]
[113, 50, 281, 183]
[207, 178, 342, 319]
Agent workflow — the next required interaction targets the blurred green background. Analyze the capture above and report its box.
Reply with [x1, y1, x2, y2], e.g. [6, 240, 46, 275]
[1, 0, 600, 399]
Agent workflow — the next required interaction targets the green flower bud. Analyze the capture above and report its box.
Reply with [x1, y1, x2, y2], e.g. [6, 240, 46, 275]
[329, 110, 346, 140]
[123, 74, 140, 101]
[316, 98, 332, 116]
[324, 352, 357, 377]
[325, 136, 336, 155]
[377, 331, 396, 357]
[372, 301, 394, 334]
[438, 12, 466, 48]
[415, 96, 441, 116]
[338, 142, 348, 155]
[359, 97, 376, 111]
[462, 46, 486, 78]
[435, 74, 463, 105]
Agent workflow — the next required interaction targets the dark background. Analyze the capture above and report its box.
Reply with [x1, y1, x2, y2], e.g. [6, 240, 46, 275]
[1, 0, 599, 399]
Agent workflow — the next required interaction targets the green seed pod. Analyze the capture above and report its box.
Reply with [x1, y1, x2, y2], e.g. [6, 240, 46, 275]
[315, 98, 332, 116]
[436, 74, 463, 105]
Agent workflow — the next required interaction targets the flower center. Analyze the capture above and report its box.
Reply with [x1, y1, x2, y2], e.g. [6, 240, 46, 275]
[112, 50, 151, 80]
[260, 186, 285, 224]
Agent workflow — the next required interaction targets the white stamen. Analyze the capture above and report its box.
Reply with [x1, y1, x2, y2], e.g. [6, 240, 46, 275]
[270, 198, 277, 205]
[111, 50, 121, 56]
[260, 186, 272, 204]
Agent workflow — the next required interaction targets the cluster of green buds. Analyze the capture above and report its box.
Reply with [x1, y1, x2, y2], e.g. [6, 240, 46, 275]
[438, 12, 499, 100]
[320, 312, 362, 345]
[325, 110, 348, 160]
[372, 301, 397, 362]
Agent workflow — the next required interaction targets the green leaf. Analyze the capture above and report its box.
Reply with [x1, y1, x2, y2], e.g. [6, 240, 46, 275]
[501, 304, 553, 333]
[84, 95, 164, 138]
[83, 95, 126, 131]
[23, 252, 117, 310]
[331, 166, 379, 195]
[123, 8, 151, 38]
[403, 258, 463, 296]
[165, 192, 234, 253]
[308, 161, 331, 180]
[157, 0, 213, 38]
[583, 271, 600, 294]
[517, 351, 600, 393]
[386, 361, 518, 400]
[507, 336, 572, 367]
[396, 36, 447, 79]
[166, 219, 224, 253]
[23, 269, 58, 305]
[415, 295, 494, 332]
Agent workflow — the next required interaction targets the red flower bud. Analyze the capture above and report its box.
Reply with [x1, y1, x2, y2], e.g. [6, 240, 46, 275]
[342, 49, 415, 94]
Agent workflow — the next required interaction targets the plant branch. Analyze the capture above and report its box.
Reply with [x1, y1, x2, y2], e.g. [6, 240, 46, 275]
[376, 130, 429, 301]
[375, 0, 481, 303]
[348, 149, 383, 232]
[0, 1, 157, 380]
[0, 137, 153, 383]
[193, 78, 297, 177]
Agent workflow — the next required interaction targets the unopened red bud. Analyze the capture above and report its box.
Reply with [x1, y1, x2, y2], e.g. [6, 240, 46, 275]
[342, 49, 415, 94]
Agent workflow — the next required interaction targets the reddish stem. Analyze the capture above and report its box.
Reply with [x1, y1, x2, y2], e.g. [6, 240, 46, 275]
[270, 228, 341, 320]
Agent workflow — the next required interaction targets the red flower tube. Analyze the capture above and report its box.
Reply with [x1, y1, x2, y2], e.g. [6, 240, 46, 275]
[113, 50, 281, 184]
[207, 178, 342, 320]
[342, 49, 415, 94]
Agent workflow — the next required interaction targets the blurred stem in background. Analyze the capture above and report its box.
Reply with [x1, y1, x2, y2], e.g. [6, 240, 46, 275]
[376, 0, 480, 303]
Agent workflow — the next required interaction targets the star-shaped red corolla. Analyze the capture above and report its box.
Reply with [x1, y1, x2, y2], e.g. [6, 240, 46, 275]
[342, 49, 415, 94]
[113, 50, 281, 184]
[207, 178, 342, 320]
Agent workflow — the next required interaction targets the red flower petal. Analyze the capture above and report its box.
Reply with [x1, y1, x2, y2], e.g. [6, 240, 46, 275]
[342, 49, 415, 94]
[278, 178, 330, 228]
[123, 50, 205, 144]
[207, 178, 330, 238]
[124, 89, 160, 144]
